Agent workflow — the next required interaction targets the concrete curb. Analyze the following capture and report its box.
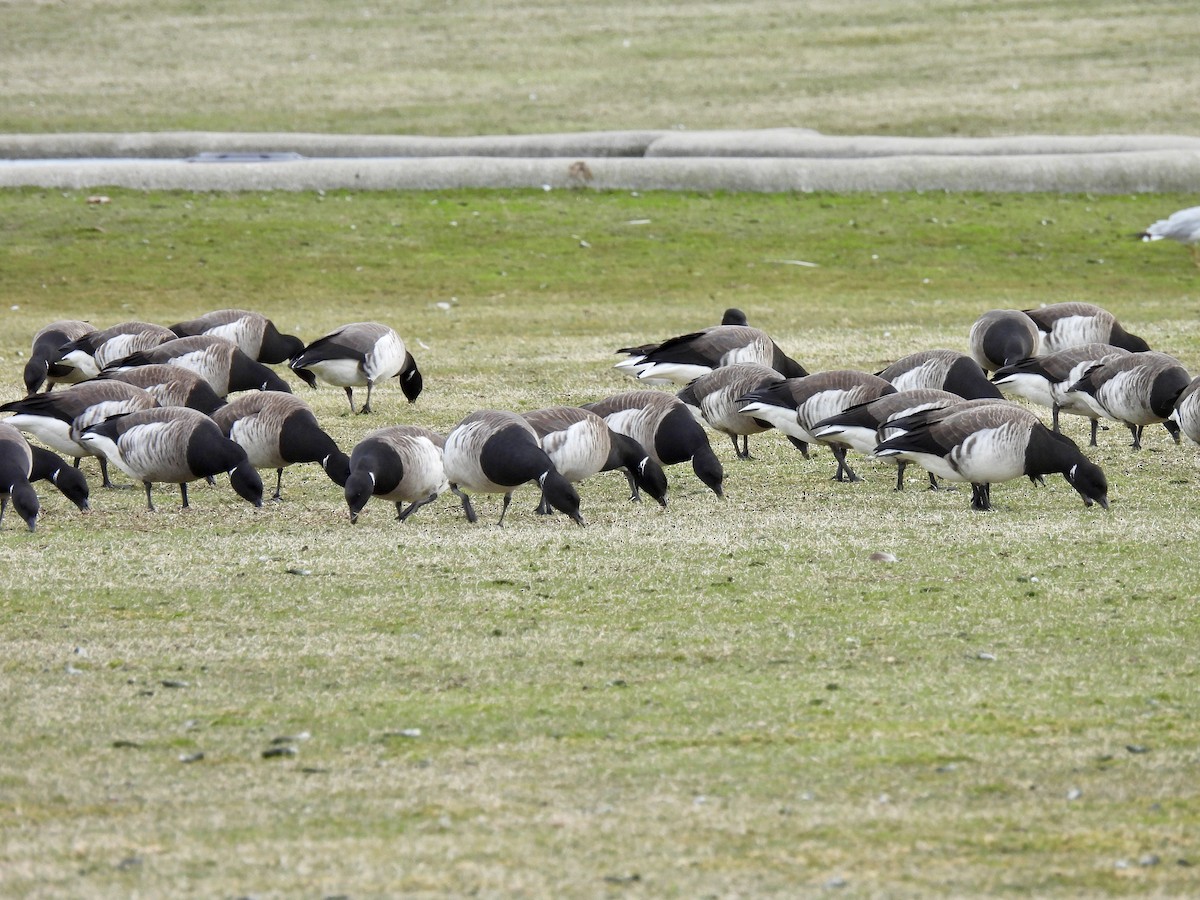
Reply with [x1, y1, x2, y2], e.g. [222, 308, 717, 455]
[3, 130, 1200, 193]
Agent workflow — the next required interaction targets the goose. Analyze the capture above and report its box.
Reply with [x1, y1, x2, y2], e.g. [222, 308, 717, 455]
[99, 364, 227, 414]
[522, 406, 669, 509]
[968, 309, 1041, 372]
[582, 390, 725, 498]
[877, 398, 1021, 444]
[78, 407, 263, 511]
[877, 349, 1003, 400]
[0, 423, 40, 531]
[169, 309, 305, 363]
[614, 325, 808, 385]
[1173, 376, 1200, 446]
[107, 334, 292, 396]
[344, 425, 448, 524]
[290, 322, 422, 413]
[0, 380, 159, 487]
[23, 319, 96, 394]
[737, 370, 897, 481]
[675, 362, 787, 459]
[617, 310, 751, 359]
[991, 343, 1131, 445]
[810, 388, 962, 490]
[211, 393, 350, 500]
[443, 410, 584, 526]
[874, 404, 1109, 512]
[1023, 302, 1150, 353]
[1065, 351, 1190, 449]
[28, 445, 90, 513]
[57, 321, 177, 382]
[1137, 205, 1200, 266]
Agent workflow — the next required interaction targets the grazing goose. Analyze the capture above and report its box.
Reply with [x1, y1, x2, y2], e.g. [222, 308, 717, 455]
[582, 390, 724, 498]
[99, 364, 227, 415]
[614, 325, 808, 384]
[443, 410, 584, 526]
[618, 310, 751, 359]
[1023, 302, 1150, 353]
[24, 319, 96, 394]
[78, 407, 263, 511]
[991, 343, 1131, 445]
[737, 370, 897, 481]
[169, 309, 305, 363]
[810, 388, 961, 490]
[108, 334, 292, 396]
[290, 322, 422, 413]
[675, 362, 785, 459]
[0, 380, 159, 487]
[0, 423, 40, 531]
[28, 445, 90, 512]
[522, 406, 669, 509]
[1173, 376, 1200, 446]
[344, 425, 448, 524]
[1065, 351, 1190, 449]
[1137, 205, 1200, 266]
[211, 393, 350, 500]
[58, 321, 177, 382]
[877, 349, 1003, 400]
[874, 405, 1109, 512]
[968, 309, 1041, 372]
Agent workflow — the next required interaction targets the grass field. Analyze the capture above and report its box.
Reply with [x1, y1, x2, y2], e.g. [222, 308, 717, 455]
[3, 0, 1200, 137]
[4, 0, 1200, 895]
[2, 187, 1200, 896]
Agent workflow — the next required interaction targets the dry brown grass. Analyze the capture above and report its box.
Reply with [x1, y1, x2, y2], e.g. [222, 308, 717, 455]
[3, 0, 1199, 136]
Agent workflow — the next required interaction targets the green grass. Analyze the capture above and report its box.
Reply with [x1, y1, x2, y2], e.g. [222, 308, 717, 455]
[2, 188, 1200, 896]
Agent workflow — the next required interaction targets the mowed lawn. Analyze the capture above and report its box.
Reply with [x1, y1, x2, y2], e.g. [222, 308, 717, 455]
[5, 0, 1200, 894]
[1, 188, 1199, 896]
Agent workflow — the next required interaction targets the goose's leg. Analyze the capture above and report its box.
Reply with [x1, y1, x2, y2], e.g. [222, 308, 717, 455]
[450, 484, 477, 523]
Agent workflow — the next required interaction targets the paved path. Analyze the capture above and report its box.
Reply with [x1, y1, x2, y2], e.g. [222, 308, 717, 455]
[3, 129, 1199, 192]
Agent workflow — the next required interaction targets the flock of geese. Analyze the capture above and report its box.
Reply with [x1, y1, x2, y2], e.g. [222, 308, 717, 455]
[2, 297, 1199, 532]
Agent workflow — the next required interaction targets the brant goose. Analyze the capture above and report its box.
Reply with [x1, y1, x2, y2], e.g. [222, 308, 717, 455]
[810, 388, 961, 489]
[878, 349, 1003, 400]
[968, 309, 1041, 372]
[107, 335, 292, 396]
[1023, 302, 1150, 353]
[99, 364, 227, 415]
[0, 380, 159, 488]
[991, 343, 1130, 444]
[1065, 350, 1190, 449]
[0, 423, 40, 531]
[170, 309, 305, 363]
[675, 362, 785, 459]
[523, 406, 669, 509]
[212, 393, 350, 500]
[738, 370, 897, 480]
[344, 425, 448, 524]
[615, 325, 808, 385]
[582, 391, 724, 498]
[78, 407, 264, 511]
[28, 445, 90, 513]
[874, 404, 1109, 511]
[24, 319, 96, 394]
[58, 321, 176, 382]
[444, 410, 584, 526]
[290, 322, 422, 413]
[721, 308, 749, 326]
[1173, 376, 1200, 446]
